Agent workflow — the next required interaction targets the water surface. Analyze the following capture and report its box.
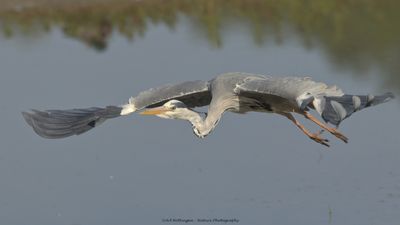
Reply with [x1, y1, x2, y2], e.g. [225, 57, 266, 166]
[1, 1, 399, 225]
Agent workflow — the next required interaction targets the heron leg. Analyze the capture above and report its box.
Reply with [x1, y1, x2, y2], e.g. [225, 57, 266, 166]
[279, 112, 330, 147]
[302, 112, 348, 143]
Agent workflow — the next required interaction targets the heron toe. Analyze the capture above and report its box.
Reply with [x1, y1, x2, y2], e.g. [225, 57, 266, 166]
[310, 133, 330, 147]
[331, 129, 349, 143]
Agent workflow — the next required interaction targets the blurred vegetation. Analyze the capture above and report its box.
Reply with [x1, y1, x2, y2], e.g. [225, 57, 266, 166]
[0, 0, 399, 89]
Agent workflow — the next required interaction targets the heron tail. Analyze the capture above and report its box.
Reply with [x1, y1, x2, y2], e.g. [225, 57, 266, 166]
[22, 106, 123, 139]
[318, 92, 394, 126]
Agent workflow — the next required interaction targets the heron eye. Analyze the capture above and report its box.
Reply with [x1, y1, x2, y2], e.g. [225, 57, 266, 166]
[170, 106, 176, 110]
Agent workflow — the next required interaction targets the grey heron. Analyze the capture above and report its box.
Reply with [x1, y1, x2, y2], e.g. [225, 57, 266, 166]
[22, 72, 394, 147]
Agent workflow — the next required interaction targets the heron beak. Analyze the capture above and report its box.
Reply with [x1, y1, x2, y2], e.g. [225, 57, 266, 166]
[140, 106, 171, 115]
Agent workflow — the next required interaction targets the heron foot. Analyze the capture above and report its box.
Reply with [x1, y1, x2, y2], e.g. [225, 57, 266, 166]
[302, 112, 348, 144]
[309, 131, 330, 147]
[330, 129, 348, 143]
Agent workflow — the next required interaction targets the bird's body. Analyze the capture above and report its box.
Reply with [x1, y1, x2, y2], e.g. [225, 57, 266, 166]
[22, 72, 394, 146]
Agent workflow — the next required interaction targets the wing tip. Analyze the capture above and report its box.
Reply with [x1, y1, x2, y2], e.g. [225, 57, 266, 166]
[384, 92, 395, 100]
[21, 110, 54, 139]
[21, 110, 35, 126]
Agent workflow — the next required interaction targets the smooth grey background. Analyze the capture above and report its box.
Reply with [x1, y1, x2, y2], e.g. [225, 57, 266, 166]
[1, 19, 399, 225]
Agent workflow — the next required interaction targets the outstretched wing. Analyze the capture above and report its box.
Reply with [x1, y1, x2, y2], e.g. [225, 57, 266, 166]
[121, 80, 211, 115]
[22, 106, 122, 139]
[23, 80, 211, 139]
[234, 76, 394, 126]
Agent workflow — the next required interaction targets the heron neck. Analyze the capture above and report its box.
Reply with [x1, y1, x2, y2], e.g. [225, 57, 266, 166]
[186, 107, 224, 138]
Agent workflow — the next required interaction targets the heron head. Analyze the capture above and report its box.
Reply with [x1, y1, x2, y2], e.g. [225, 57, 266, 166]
[140, 100, 209, 138]
[140, 100, 194, 120]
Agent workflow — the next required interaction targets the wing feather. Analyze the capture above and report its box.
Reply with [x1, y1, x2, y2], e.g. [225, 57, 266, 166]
[234, 76, 343, 110]
[130, 80, 211, 110]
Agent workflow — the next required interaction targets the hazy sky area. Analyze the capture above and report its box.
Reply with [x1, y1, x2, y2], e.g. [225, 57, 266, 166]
[1, 7, 400, 225]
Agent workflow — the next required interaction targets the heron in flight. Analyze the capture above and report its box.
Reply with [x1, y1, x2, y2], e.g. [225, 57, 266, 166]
[22, 72, 394, 147]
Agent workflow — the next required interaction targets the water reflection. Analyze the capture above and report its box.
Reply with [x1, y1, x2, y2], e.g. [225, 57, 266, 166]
[1, 0, 399, 89]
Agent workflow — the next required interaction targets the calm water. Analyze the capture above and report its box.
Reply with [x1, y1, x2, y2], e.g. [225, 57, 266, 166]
[1, 1, 400, 225]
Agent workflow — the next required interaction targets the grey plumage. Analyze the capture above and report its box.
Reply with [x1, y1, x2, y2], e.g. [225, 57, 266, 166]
[23, 80, 212, 139]
[234, 76, 343, 102]
[131, 80, 211, 109]
[22, 106, 122, 139]
[321, 92, 395, 126]
[234, 74, 394, 126]
[22, 72, 394, 145]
